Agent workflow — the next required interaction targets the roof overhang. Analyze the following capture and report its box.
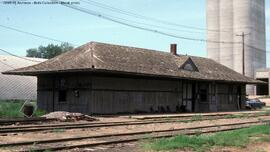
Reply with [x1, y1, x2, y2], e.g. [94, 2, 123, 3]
[2, 68, 264, 85]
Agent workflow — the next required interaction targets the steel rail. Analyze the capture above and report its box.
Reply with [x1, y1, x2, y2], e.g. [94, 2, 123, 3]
[0, 113, 268, 134]
[2, 120, 269, 152]
[0, 120, 268, 148]
[135, 112, 264, 120]
[1, 112, 267, 130]
[0, 111, 263, 126]
[0, 118, 57, 125]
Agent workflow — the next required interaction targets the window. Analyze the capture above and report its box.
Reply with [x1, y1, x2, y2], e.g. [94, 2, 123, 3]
[180, 58, 199, 72]
[60, 78, 66, 88]
[200, 89, 207, 102]
[58, 78, 67, 103]
[183, 63, 194, 71]
[59, 90, 67, 102]
[199, 84, 208, 102]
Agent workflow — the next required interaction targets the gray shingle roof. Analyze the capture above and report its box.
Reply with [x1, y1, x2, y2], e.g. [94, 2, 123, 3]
[2, 42, 261, 84]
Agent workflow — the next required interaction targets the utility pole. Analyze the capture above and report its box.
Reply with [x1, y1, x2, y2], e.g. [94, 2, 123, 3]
[236, 32, 249, 76]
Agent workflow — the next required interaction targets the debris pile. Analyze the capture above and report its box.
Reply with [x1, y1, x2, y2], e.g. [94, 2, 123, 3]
[42, 111, 98, 122]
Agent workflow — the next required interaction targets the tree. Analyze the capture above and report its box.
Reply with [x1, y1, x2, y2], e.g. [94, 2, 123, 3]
[26, 43, 74, 59]
[26, 48, 41, 58]
[60, 42, 74, 52]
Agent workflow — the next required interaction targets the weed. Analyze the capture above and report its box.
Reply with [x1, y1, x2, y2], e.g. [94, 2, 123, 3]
[33, 109, 47, 117]
[143, 125, 270, 152]
[0, 100, 47, 118]
[223, 114, 237, 119]
[191, 115, 203, 121]
[52, 129, 65, 133]
[0, 100, 24, 118]
[258, 136, 270, 142]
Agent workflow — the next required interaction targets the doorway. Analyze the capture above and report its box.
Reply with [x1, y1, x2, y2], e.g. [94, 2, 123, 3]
[237, 86, 242, 110]
[182, 81, 196, 112]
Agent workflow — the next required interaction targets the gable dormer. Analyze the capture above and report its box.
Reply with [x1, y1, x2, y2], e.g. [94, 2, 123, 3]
[180, 57, 198, 72]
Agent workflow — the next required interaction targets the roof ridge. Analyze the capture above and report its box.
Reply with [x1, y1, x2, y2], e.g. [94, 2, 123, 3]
[91, 41, 179, 56]
[1, 41, 261, 84]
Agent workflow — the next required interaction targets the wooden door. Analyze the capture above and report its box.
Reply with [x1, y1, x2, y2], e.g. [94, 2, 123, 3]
[183, 81, 195, 112]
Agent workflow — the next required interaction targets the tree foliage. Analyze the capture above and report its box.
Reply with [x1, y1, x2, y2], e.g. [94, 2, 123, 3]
[26, 43, 74, 59]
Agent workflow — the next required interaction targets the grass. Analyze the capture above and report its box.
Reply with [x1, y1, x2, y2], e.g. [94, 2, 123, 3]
[0, 100, 47, 118]
[255, 109, 270, 117]
[52, 128, 66, 133]
[191, 115, 203, 121]
[29, 148, 53, 152]
[143, 125, 270, 152]
[258, 136, 270, 142]
[263, 109, 270, 115]
[257, 96, 270, 99]
[0, 100, 24, 118]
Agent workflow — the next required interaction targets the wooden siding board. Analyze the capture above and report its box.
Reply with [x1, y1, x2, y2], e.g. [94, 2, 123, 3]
[37, 75, 246, 114]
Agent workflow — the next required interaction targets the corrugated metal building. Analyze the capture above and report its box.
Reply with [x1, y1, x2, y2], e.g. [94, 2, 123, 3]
[3, 42, 262, 114]
[0, 55, 46, 100]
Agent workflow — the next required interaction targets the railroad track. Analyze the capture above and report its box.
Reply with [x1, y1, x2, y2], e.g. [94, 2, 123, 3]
[134, 112, 267, 120]
[1, 120, 269, 152]
[0, 117, 57, 125]
[0, 113, 268, 134]
[0, 111, 263, 126]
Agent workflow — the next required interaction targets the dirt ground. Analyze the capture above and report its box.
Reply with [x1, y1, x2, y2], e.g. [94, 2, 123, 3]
[122, 110, 265, 119]
[211, 142, 270, 152]
[260, 98, 270, 106]
[1, 115, 269, 144]
[0, 110, 269, 152]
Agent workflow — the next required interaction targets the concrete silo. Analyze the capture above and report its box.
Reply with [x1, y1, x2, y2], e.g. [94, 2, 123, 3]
[219, 0, 234, 69]
[206, 0, 220, 62]
[206, 0, 266, 95]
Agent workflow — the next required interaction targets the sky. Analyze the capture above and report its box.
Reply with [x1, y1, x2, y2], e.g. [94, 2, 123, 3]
[0, 0, 269, 64]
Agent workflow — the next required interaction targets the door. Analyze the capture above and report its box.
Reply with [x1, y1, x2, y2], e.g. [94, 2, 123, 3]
[209, 83, 217, 112]
[182, 81, 195, 112]
[237, 86, 242, 110]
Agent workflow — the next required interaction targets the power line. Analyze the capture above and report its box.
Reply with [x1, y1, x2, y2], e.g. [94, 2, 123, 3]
[245, 44, 269, 53]
[57, 2, 240, 44]
[80, 0, 270, 36]
[78, 4, 206, 35]
[0, 1, 266, 64]
[81, 0, 229, 33]
[0, 24, 77, 63]
[0, 24, 77, 46]
[208, 44, 270, 56]
[107, 15, 206, 35]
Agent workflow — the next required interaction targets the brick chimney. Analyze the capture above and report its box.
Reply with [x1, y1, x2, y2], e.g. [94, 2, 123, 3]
[170, 44, 177, 55]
